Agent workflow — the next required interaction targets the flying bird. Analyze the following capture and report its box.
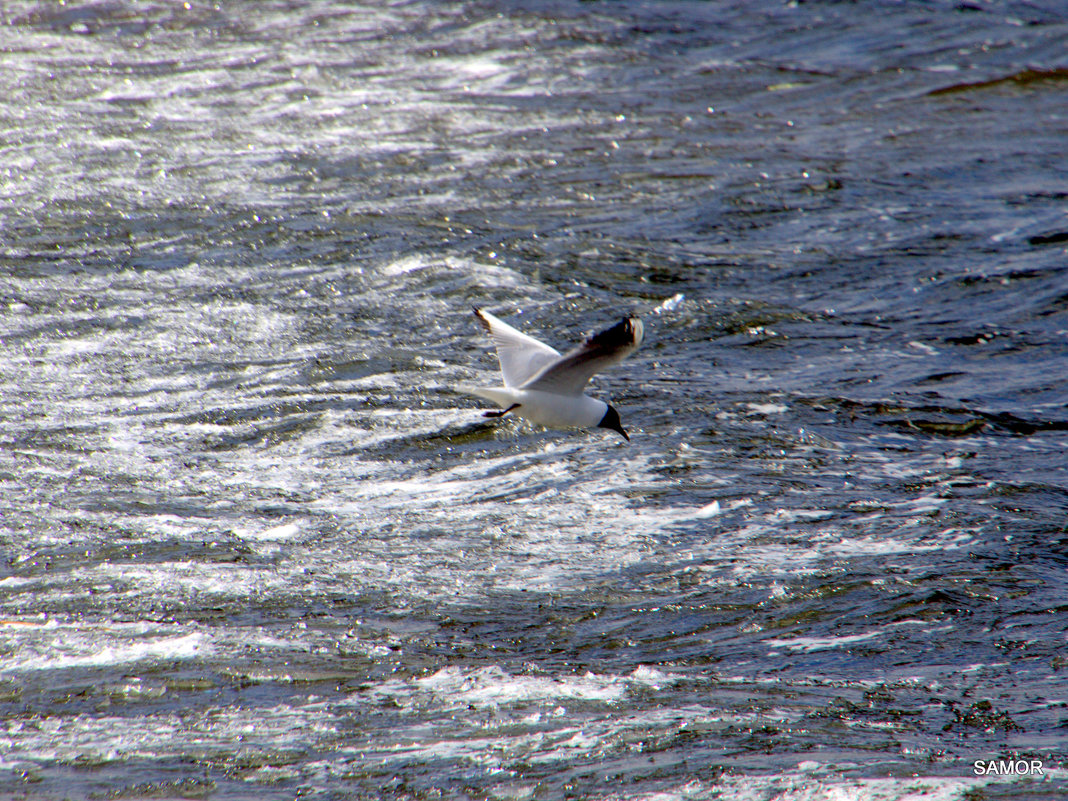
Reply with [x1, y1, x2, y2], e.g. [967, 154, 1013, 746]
[467, 307, 643, 440]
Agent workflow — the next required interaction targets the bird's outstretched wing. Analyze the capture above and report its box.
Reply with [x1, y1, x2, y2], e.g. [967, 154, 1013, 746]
[522, 316, 643, 396]
[473, 308, 561, 388]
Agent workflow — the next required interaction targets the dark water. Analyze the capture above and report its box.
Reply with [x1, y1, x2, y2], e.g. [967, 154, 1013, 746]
[1, 1, 1066, 799]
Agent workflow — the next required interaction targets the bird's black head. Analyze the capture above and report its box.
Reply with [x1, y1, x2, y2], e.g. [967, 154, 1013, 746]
[597, 404, 629, 442]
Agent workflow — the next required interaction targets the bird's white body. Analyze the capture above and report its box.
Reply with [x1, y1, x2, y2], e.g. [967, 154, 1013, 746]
[465, 308, 643, 440]
[468, 386, 608, 429]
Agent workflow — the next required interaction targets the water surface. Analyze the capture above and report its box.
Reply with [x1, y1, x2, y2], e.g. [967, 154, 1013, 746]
[1, 1, 1066, 798]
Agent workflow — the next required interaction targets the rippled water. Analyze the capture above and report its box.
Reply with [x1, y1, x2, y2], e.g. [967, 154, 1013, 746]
[1, 1, 1066, 799]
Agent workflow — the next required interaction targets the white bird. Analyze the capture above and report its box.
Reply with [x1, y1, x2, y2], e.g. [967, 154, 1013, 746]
[467, 307, 644, 441]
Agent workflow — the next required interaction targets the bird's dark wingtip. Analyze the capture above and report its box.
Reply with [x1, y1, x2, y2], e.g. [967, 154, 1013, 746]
[472, 307, 491, 332]
[587, 316, 642, 349]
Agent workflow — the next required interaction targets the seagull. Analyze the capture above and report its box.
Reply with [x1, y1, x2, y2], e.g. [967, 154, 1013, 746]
[467, 307, 644, 441]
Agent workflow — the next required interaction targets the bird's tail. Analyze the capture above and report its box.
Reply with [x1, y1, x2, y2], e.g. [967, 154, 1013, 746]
[458, 385, 517, 409]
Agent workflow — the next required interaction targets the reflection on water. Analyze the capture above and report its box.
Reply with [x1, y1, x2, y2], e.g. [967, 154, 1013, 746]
[1, 0, 1066, 798]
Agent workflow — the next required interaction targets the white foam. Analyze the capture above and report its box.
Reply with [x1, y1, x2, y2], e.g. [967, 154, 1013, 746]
[747, 402, 789, 415]
[694, 499, 722, 518]
[233, 522, 302, 542]
[0, 701, 330, 769]
[373, 664, 684, 710]
[634, 774, 1010, 801]
[0, 627, 208, 673]
[653, 292, 686, 314]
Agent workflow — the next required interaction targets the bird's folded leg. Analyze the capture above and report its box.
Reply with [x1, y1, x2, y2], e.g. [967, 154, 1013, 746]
[484, 403, 521, 418]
